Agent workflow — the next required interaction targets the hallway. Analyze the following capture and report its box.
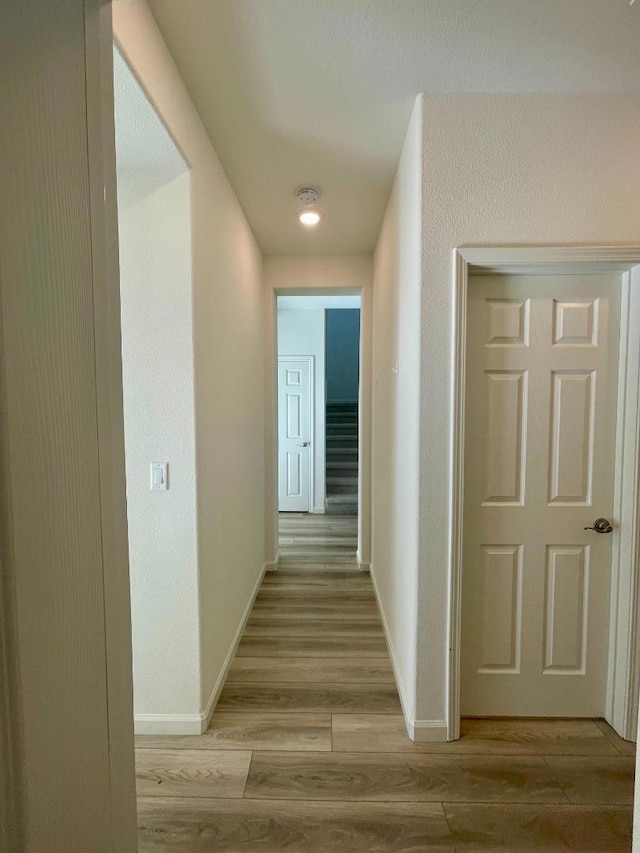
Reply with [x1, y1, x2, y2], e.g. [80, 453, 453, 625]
[135, 551, 634, 852]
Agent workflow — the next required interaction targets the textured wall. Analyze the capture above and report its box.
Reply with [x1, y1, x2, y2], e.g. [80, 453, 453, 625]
[371, 97, 423, 733]
[277, 309, 326, 512]
[114, 0, 266, 727]
[415, 95, 640, 731]
[118, 171, 201, 720]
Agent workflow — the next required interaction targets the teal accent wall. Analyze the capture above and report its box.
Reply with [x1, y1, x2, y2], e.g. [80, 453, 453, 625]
[326, 309, 360, 402]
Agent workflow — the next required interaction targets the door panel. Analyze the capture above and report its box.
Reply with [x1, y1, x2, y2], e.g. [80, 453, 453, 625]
[478, 544, 523, 672]
[543, 545, 588, 674]
[462, 274, 620, 716]
[548, 371, 594, 504]
[484, 370, 527, 505]
[278, 358, 312, 512]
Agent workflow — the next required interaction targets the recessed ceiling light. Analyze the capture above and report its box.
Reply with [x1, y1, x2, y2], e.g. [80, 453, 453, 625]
[299, 209, 321, 226]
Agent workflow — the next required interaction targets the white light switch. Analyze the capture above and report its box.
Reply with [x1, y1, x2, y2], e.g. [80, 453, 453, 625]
[150, 462, 168, 491]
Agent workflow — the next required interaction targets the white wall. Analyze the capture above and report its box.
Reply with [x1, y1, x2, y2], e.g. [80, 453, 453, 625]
[371, 96, 423, 735]
[114, 0, 266, 732]
[118, 170, 201, 720]
[264, 255, 373, 566]
[278, 308, 326, 512]
[0, 0, 137, 848]
[414, 95, 640, 737]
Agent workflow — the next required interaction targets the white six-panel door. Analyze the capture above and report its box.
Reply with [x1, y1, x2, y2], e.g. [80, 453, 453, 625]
[462, 274, 621, 716]
[278, 357, 313, 512]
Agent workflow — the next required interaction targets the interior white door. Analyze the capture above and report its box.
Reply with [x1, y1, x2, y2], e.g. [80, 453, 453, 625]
[278, 357, 313, 512]
[462, 274, 621, 716]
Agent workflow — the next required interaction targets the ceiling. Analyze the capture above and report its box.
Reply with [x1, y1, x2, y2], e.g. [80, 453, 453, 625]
[147, 0, 640, 256]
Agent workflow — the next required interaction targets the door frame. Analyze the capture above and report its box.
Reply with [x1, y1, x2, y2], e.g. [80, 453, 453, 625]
[277, 355, 315, 513]
[449, 245, 640, 741]
[266, 283, 372, 571]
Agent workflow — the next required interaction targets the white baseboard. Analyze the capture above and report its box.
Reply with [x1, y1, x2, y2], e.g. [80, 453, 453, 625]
[412, 719, 448, 742]
[134, 561, 267, 736]
[356, 549, 370, 572]
[198, 561, 268, 732]
[265, 552, 279, 572]
[369, 564, 414, 734]
[313, 506, 326, 514]
[133, 713, 205, 736]
[370, 563, 447, 743]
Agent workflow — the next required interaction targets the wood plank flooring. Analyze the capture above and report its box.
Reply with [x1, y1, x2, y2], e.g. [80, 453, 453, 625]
[136, 553, 635, 851]
[278, 511, 358, 567]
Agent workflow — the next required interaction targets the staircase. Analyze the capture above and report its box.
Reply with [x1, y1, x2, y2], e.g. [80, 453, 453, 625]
[325, 402, 358, 515]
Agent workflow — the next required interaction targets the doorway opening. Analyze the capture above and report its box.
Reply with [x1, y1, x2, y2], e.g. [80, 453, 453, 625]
[113, 46, 199, 733]
[276, 294, 361, 568]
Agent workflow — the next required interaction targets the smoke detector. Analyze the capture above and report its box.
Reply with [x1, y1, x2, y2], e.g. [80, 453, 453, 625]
[296, 186, 320, 206]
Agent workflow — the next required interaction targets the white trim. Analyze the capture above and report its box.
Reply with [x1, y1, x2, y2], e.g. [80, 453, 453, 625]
[133, 713, 204, 736]
[198, 559, 268, 733]
[448, 248, 468, 742]
[608, 267, 640, 739]
[135, 562, 267, 735]
[356, 548, 370, 571]
[412, 720, 449, 743]
[370, 565, 414, 738]
[460, 244, 640, 273]
[371, 566, 446, 742]
[265, 553, 280, 572]
[449, 245, 640, 743]
[86, 4, 138, 842]
[313, 506, 326, 514]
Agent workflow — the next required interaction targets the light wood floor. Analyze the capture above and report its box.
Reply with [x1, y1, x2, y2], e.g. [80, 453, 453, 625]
[135, 562, 635, 851]
[278, 511, 358, 567]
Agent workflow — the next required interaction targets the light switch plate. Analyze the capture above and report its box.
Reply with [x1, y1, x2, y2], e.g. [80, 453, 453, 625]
[150, 462, 168, 491]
